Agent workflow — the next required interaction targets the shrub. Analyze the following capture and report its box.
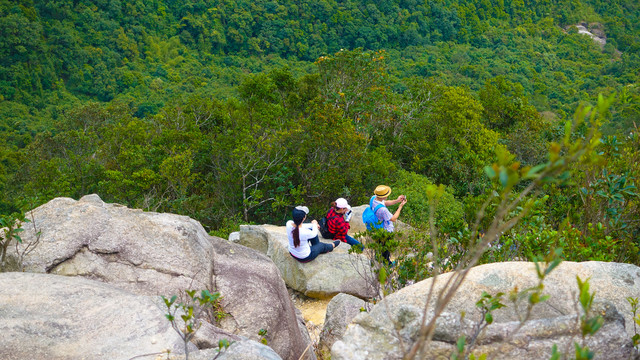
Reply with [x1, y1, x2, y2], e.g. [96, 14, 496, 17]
[391, 169, 466, 235]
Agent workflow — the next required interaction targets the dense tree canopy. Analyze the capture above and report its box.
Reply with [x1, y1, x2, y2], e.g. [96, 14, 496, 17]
[0, 0, 638, 264]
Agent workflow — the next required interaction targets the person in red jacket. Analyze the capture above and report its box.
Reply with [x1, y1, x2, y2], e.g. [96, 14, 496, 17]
[326, 198, 363, 250]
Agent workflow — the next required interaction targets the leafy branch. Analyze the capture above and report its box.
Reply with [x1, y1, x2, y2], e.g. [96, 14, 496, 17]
[402, 95, 613, 359]
[161, 289, 222, 360]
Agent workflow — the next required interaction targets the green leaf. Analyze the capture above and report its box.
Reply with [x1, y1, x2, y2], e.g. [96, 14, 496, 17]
[219, 339, 230, 349]
[499, 168, 508, 187]
[585, 316, 604, 335]
[484, 166, 496, 179]
[549, 344, 561, 360]
[525, 163, 547, 179]
[534, 261, 544, 279]
[456, 335, 466, 353]
[485, 312, 493, 324]
[378, 266, 387, 284]
[544, 254, 562, 276]
[563, 120, 572, 146]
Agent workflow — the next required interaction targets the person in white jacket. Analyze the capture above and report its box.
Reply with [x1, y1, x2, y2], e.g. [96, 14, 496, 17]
[287, 206, 340, 263]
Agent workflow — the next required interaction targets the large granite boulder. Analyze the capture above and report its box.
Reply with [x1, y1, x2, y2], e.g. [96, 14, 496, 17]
[14, 194, 313, 360]
[0, 272, 192, 359]
[234, 224, 378, 299]
[211, 238, 315, 360]
[16, 194, 214, 296]
[318, 293, 369, 354]
[332, 261, 640, 360]
[178, 340, 284, 360]
[212, 339, 286, 360]
[347, 205, 368, 234]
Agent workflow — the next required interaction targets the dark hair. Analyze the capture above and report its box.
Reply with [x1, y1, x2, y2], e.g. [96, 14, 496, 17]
[330, 201, 337, 208]
[292, 208, 306, 248]
[292, 226, 300, 248]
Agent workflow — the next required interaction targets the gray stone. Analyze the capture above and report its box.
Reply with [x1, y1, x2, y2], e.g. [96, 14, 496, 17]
[331, 261, 640, 360]
[216, 339, 288, 360]
[192, 322, 243, 349]
[211, 238, 316, 360]
[14, 195, 313, 360]
[319, 293, 369, 353]
[187, 339, 284, 360]
[348, 205, 368, 234]
[237, 225, 378, 300]
[564, 23, 607, 50]
[229, 231, 240, 243]
[0, 272, 191, 360]
[16, 194, 215, 297]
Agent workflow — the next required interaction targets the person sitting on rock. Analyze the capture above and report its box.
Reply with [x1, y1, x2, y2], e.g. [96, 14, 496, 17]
[288, 206, 340, 263]
[326, 198, 363, 250]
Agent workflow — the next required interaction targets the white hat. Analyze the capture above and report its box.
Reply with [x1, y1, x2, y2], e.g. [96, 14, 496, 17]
[294, 205, 309, 214]
[335, 198, 351, 211]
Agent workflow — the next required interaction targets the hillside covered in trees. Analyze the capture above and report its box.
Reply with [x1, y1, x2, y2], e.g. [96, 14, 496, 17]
[1, 0, 639, 269]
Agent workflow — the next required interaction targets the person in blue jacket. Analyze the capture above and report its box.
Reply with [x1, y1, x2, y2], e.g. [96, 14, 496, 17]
[371, 185, 406, 264]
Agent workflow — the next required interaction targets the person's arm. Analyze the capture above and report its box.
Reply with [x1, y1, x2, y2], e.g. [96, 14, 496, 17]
[389, 198, 407, 222]
[301, 220, 319, 239]
[310, 220, 319, 236]
[384, 195, 406, 207]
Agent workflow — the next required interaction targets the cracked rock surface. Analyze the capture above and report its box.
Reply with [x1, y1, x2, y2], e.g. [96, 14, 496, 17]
[18, 194, 215, 296]
[13, 194, 314, 360]
[0, 272, 191, 360]
[331, 261, 640, 360]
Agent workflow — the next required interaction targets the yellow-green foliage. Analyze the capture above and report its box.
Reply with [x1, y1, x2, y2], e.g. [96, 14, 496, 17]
[391, 169, 466, 234]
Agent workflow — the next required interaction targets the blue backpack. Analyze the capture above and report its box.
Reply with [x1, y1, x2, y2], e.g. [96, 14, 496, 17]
[362, 196, 386, 230]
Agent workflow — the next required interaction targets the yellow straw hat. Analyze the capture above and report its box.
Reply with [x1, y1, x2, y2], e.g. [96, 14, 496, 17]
[374, 185, 391, 198]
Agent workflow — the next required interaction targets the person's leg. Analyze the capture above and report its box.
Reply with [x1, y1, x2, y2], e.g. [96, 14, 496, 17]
[301, 240, 335, 262]
[381, 250, 391, 264]
[345, 234, 363, 250]
[308, 235, 320, 246]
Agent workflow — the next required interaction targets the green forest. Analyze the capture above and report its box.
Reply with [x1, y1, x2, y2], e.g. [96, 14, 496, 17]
[1, 0, 639, 270]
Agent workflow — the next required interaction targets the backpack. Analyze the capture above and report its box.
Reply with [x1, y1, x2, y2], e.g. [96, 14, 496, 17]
[362, 196, 386, 230]
[319, 213, 339, 239]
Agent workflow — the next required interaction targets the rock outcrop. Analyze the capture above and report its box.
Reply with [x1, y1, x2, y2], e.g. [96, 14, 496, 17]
[0, 272, 191, 359]
[331, 261, 639, 360]
[318, 293, 369, 354]
[16, 194, 215, 296]
[14, 194, 313, 360]
[569, 23, 607, 50]
[186, 340, 284, 360]
[347, 205, 368, 234]
[211, 339, 286, 360]
[234, 224, 378, 299]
